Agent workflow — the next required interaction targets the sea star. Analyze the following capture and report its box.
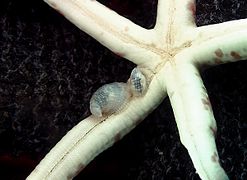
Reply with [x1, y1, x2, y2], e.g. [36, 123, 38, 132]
[27, 0, 247, 179]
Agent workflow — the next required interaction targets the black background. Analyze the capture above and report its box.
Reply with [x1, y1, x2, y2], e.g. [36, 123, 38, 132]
[0, 0, 246, 179]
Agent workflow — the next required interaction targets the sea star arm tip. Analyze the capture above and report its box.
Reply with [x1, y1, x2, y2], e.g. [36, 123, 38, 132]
[43, 0, 153, 65]
[164, 61, 228, 179]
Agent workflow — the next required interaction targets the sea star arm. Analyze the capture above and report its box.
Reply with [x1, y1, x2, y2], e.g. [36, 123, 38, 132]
[27, 70, 167, 179]
[163, 59, 229, 180]
[154, 0, 196, 46]
[182, 18, 247, 66]
[44, 0, 158, 65]
[194, 18, 247, 44]
[190, 30, 247, 66]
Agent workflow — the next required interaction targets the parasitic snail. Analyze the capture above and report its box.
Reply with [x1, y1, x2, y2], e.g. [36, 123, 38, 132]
[89, 82, 130, 117]
[129, 67, 147, 96]
[90, 67, 147, 117]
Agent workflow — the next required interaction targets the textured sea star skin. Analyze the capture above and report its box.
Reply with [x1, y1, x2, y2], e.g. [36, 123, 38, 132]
[27, 0, 247, 179]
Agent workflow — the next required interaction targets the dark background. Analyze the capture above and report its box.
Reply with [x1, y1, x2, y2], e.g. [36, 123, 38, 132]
[0, 0, 246, 179]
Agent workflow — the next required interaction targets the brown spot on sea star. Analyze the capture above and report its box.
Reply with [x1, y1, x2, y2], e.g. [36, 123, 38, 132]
[211, 152, 218, 162]
[114, 133, 121, 143]
[231, 51, 242, 60]
[49, 2, 64, 16]
[77, 163, 86, 174]
[69, 163, 86, 178]
[210, 126, 217, 137]
[202, 96, 212, 110]
[124, 26, 129, 32]
[188, 1, 196, 17]
[215, 49, 224, 58]
[114, 52, 125, 58]
[56, 9, 64, 16]
[214, 58, 223, 64]
[134, 118, 143, 127]
[50, 2, 57, 8]
[202, 86, 207, 92]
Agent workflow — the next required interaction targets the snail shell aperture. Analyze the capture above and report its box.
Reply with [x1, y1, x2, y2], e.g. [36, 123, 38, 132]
[129, 67, 147, 96]
[90, 82, 131, 117]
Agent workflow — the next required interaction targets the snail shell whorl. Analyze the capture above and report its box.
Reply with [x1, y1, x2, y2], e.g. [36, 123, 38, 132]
[130, 67, 147, 96]
[90, 82, 131, 117]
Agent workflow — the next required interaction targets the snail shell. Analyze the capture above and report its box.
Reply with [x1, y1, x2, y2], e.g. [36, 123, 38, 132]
[90, 67, 147, 117]
[129, 67, 147, 96]
[90, 82, 131, 117]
